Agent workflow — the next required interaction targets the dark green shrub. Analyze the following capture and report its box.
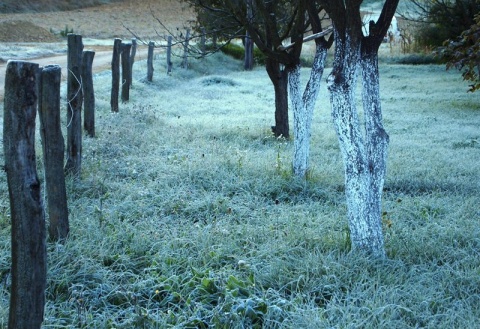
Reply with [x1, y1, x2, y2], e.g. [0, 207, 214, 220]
[220, 43, 266, 66]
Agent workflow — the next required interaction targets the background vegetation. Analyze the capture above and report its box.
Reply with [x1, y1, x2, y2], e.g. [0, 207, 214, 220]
[1, 45, 479, 327]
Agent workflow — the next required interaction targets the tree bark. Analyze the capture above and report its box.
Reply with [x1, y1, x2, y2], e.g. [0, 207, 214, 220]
[361, 47, 389, 243]
[38, 64, 69, 242]
[82, 50, 95, 137]
[147, 41, 154, 82]
[4, 60, 46, 329]
[65, 33, 84, 177]
[121, 42, 132, 102]
[327, 24, 386, 258]
[266, 58, 289, 139]
[289, 43, 328, 177]
[111, 38, 121, 112]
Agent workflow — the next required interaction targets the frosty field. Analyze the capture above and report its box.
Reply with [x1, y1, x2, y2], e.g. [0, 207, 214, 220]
[0, 48, 479, 328]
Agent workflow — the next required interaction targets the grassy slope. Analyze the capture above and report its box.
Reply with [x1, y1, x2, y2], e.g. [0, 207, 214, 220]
[0, 51, 479, 327]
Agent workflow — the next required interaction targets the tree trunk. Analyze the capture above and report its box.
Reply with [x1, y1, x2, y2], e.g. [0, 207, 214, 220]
[82, 50, 95, 137]
[4, 60, 46, 329]
[38, 64, 69, 242]
[266, 58, 289, 139]
[147, 41, 154, 82]
[121, 42, 132, 102]
[111, 38, 121, 112]
[327, 28, 386, 258]
[361, 42, 390, 244]
[289, 43, 328, 177]
[65, 33, 84, 177]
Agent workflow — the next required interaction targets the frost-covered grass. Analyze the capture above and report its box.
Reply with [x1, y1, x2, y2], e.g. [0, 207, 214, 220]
[0, 51, 479, 328]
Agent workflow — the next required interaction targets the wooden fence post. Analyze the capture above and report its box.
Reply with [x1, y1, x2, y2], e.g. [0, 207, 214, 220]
[38, 64, 69, 242]
[82, 50, 95, 137]
[147, 41, 154, 82]
[121, 42, 132, 102]
[111, 38, 121, 112]
[3, 60, 46, 329]
[200, 27, 206, 54]
[181, 29, 190, 69]
[130, 38, 137, 86]
[65, 33, 84, 177]
[244, 0, 254, 71]
[167, 35, 173, 74]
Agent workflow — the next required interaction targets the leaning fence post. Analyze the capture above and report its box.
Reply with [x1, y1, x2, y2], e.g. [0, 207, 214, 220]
[3, 60, 47, 329]
[167, 35, 173, 74]
[121, 42, 132, 102]
[147, 41, 154, 82]
[82, 50, 95, 137]
[65, 33, 84, 177]
[111, 38, 121, 112]
[38, 64, 69, 242]
[181, 29, 190, 69]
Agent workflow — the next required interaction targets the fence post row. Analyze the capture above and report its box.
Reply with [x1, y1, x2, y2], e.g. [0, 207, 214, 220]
[3, 60, 47, 329]
[65, 33, 84, 177]
[38, 64, 70, 242]
[82, 50, 95, 137]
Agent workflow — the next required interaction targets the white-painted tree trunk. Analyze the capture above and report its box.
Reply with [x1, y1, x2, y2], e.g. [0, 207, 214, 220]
[290, 44, 328, 177]
[327, 32, 386, 257]
[361, 50, 389, 241]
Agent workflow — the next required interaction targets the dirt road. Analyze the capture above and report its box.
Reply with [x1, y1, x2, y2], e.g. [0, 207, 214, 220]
[0, 46, 149, 101]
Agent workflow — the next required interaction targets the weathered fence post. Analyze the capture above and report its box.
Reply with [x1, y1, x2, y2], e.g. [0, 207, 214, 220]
[244, 0, 254, 71]
[82, 50, 95, 137]
[200, 27, 206, 54]
[121, 42, 132, 102]
[38, 64, 69, 242]
[181, 29, 190, 69]
[4, 60, 46, 329]
[111, 38, 121, 112]
[130, 38, 137, 86]
[167, 35, 173, 74]
[65, 33, 84, 177]
[147, 41, 154, 82]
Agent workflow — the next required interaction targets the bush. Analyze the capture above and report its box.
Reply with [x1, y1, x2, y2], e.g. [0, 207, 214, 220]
[220, 42, 266, 66]
[414, 0, 480, 48]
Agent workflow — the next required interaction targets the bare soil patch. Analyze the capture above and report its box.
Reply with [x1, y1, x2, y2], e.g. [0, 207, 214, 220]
[0, 0, 194, 40]
[0, 20, 61, 42]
